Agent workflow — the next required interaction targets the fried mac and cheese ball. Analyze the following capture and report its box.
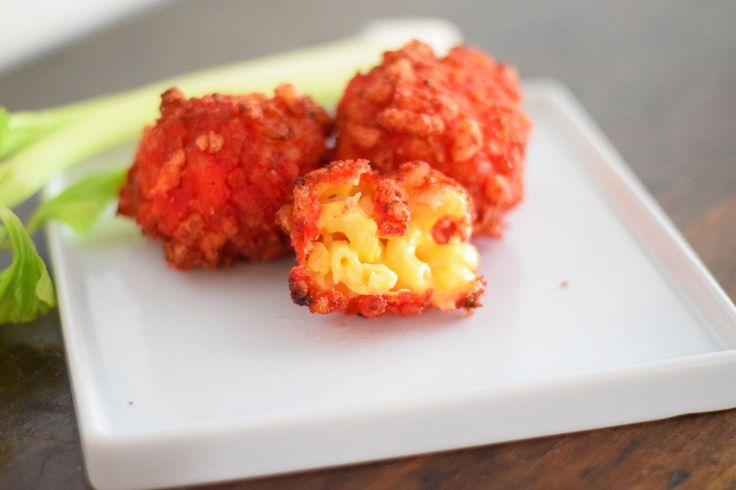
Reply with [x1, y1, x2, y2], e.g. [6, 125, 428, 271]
[278, 159, 486, 317]
[333, 40, 531, 237]
[118, 84, 330, 269]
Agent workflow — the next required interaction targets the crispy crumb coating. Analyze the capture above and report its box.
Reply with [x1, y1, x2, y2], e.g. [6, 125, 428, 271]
[333, 40, 531, 237]
[278, 159, 486, 317]
[118, 84, 330, 269]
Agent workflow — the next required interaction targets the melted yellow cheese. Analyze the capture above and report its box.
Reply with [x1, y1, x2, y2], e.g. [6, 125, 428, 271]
[307, 185, 478, 310]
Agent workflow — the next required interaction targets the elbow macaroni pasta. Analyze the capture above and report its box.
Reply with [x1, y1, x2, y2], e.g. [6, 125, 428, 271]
[306, 185, 479, 309]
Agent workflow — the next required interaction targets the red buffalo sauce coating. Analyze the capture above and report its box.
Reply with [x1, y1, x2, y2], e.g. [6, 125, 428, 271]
[333, 40, 531, 237]
[118, 84, 330, 269]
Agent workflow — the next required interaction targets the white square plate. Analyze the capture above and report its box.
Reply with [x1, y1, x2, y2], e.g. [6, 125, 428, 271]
[49, 81, 736, 490]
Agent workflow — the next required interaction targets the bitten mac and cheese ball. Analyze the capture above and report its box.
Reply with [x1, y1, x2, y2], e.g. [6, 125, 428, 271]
[278, 159, 486, 317]
[333, 40, 531, 237]
[118, 84, 330, 269]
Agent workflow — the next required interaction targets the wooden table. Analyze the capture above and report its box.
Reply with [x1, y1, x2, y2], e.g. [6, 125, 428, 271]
[1, 1, 734, 488]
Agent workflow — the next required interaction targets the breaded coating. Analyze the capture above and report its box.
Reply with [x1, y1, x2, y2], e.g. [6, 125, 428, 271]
[333, 40, 531, 237]
[118, 84, 330, 269]
[278, 159, 486, 317]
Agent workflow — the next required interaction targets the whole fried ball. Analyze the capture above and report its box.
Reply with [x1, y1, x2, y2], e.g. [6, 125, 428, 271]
[119, 84, 330, 269]
[278, 159, 486, 317]
[333, 40, 531, 237]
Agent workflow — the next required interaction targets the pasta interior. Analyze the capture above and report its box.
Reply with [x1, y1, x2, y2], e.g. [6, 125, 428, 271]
[306, 181, 479, 310]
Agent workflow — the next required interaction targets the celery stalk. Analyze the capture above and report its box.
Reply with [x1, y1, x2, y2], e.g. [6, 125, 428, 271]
[0, 37, 393, 208]
[0, 103, 102, 158]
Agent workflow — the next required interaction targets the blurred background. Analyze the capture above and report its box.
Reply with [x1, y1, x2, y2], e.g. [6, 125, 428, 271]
[1, 1, 734, 488]
[2, 0, 734, 219]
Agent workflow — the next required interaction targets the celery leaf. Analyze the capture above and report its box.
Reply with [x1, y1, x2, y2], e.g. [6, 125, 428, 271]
[0, 205, 55, 324]
[27, 168, 126, 235]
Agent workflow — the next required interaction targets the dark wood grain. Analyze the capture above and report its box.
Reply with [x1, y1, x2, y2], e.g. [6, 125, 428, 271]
[1, 1, 735, 489]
